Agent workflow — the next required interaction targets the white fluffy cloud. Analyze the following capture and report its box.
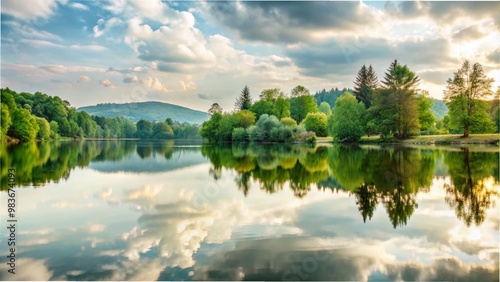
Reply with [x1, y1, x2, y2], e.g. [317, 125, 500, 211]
[100, 78, 116, 89]
[2, 0, 58, 21]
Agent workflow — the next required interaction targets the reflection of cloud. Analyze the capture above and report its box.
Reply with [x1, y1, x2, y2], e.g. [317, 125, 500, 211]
[88, 224, 105, 233]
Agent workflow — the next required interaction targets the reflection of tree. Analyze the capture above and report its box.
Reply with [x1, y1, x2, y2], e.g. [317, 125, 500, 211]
[0, 140, 185, 190]
[201, 143, 330, 197]
[381, 186, 418, 228]
[354, 184, 378, 222]
[444, 148, 499, 227]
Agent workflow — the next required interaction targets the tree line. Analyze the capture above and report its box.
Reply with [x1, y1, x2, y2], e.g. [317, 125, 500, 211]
[201, 59, 498, 143]
[0, 88, 200, 142]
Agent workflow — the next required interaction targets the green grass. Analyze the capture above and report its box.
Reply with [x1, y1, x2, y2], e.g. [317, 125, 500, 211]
[359, 134, 500, 144]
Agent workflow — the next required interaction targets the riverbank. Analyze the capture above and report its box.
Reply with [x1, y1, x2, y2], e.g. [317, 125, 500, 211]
[316, 134, 500, 145]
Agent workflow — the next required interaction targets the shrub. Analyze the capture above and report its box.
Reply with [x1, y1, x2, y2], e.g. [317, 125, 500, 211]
[280, 117, 297, 127]
[232, 127, 247, 142]
[304, 112, 328, 137]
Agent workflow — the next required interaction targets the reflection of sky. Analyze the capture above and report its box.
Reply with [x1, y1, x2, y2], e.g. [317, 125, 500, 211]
[0, 162, 498, 281]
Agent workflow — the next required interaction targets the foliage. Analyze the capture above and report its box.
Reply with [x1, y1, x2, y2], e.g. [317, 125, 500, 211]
[8, 108, 39, 141]
[235, 85, 253, 110]
[250, 100, 273, 119]
[329, 92, 365, 142]
[353, 64, 378, 108]
[135, 120, 153, 139]
[200, 112, 222, 142]
[236, 110, 256, 128]
[290, 94, 318, 123]
[444, 61, 496, 137]
[35, 117, 51, 140]
[273, 96, 291, 119]
[1, 104, 11, 140]
[260, 88, 284, 102]
[313, 87, 352, 109]
[418, 91, 436, 131]
[318, 102, 331, 115]
[280, 117, 297, 127]
[232, 127, 248, 142]
[304, 112, 328, 137]
[290, 85, 310, 97]
[152, 122, 174, 139]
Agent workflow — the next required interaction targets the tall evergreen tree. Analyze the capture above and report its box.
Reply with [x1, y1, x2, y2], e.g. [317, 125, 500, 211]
[235, 85, 252, 110]
[353, 65, 378, 108]
[444, 60, 495, 137]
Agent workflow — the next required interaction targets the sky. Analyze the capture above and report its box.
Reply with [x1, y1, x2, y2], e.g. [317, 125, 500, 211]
[1, 0, 499, 112]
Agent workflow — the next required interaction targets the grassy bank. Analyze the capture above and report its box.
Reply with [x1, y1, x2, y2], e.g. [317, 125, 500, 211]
[316, 134, 500, 145]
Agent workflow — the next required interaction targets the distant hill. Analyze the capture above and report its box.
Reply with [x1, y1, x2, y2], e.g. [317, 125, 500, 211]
[431, 99, 448, 120]
[78, 101, 209, 124]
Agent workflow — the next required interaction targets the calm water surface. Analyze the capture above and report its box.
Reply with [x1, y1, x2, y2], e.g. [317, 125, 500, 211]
[0, 140, 498, 281]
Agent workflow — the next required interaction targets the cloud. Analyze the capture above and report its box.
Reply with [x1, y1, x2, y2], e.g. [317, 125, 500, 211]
[125, 16, 216, 68]
[197, 93, 210, 100]
[100, 79, 116, 89]
[69, 2, 88, 10]
[123, 74, 139, 83]
[1, 0, 58, 21]
[452, 25, 486, 42]
[204, 1, 380, 44]
[486, 49, 499, 64]
[142, 76, 168, 93]
[3, 21, 62, 41]
[78, 75, 91, 83]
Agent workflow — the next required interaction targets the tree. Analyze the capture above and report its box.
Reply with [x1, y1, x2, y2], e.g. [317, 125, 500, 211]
[328, 92, 365, 142]
[260, 88, 283, 102]
[376, 60, 420, 139]
[49, 121, 60, 139]
[165, 117, 174, 125]
[235, 85, 252, 110]
[208, 103, 223, 115]
[35, 117, 51, 140]
[235, 110, 256, 128]
[304, 112, 328, 137]
[444, 61, 495, 137]
[250, 100, 273, 119]
[290, 94, 318, 123]
[135, 120, 153, 139]
[418, 91, 436, 132]
[200, 112, 222, 142]
[290, 85, 310, 97]
[152, 122, 174, 139]
[280, 117, 297, 127]
[1, 104, 11, 140]
[8, 108, 39, 141]
[273, 96, 291, 119]
[353, 65, 378, 108]
[318, 102, 331, 115]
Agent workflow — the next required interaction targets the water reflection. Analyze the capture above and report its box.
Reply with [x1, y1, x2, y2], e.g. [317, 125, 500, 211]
[0, 141, 498, 281]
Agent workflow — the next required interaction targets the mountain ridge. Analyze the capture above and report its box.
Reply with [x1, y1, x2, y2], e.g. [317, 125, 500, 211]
[78, 101, 209, 124]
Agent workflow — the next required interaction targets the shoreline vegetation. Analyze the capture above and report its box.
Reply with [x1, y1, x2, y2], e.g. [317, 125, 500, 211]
[2, 60, 499, 146]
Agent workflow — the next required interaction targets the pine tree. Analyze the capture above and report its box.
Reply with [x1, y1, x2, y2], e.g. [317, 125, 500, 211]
[235, 86, 252, 110]
[353, 65, 378, 108]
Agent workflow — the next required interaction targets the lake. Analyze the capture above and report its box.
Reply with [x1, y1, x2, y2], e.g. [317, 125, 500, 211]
[0, 140, 498, 281]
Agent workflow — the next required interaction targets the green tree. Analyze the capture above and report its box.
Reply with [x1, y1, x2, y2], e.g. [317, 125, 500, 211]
[304, 112, 328, 137]
[49, 121, 60, 139]
[318, 102, 331, 115]
[273, 96, 291, 119]
[35, 117, 51, 140]
[8, 108, 39, 141]
[235, 85, 252, 110]
[290, 93, 318, 123]
[329, 92, 365, 142]
[260, 88, 283, 102]
[290, 85, 310, 97]
[135, 120, 153, 139]
[353, 65, 378, 108]
[165, 117, 174, 125]
[444, 61, 495, 137]
[200, 112, 222, 142]
[377, 60, 420, 138]
[418, 91, 436, 132]
[1, 104, 11, 140]
[250, 100, 273, 119]
[235, 110, 256, 128]
[152, 122, 174, 139]
[280, 117, 297, 127]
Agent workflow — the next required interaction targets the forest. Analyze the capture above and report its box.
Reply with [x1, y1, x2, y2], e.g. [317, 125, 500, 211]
[200, 60, 499, 143]
[1, 59, 498, 144]
[0, 88, 200, 142]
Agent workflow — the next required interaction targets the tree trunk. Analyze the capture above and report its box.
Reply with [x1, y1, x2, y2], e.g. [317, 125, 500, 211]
[463, 125, 469, 138]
